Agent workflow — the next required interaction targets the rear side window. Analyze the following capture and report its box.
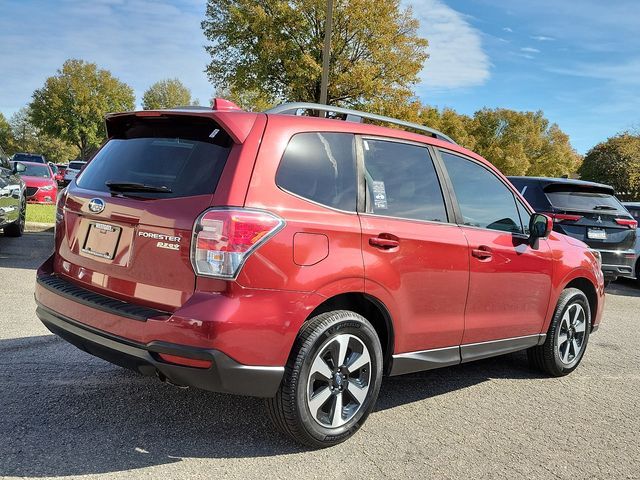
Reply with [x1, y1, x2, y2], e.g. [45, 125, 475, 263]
[77, 116, 232, 198]
[362, 139, 447, 222]
[545, 189, 625, 213]
[276, 132, 356, 211]
[442, 151, 524, 233]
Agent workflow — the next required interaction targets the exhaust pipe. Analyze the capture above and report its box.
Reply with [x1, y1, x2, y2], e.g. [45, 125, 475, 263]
[156, 371, 189, 389]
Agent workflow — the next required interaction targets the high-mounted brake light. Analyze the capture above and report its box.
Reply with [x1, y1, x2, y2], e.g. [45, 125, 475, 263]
[615, 218, 638, 229]
[191, 208, 284, 279]
[544, 212, 582, 223]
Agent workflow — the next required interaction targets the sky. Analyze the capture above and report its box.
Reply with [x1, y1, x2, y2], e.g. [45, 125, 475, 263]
[0, 0, 638, 154]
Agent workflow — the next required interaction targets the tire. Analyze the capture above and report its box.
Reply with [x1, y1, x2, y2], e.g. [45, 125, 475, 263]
[265, 310, 383, 448]
[3, 197, 25, 237]
[527, 288, 591, 377]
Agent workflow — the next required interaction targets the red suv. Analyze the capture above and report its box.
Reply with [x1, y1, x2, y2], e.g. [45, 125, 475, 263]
[35, 100, 605, 447]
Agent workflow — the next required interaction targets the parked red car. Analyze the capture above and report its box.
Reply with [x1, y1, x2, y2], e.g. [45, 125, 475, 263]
[35, 100, 605, 447]
[13, 161, 58, 204]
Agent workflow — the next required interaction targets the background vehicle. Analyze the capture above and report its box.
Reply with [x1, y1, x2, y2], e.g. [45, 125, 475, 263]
[35, 101, 604, 447]
[62, 160, 86, 185]
[623, 202, 640, 283]
[55, 164, 67, 185]
[12, 153, 46, 164]
[509, 177, 637, 283]
[48, 163, 64, 185]
[13, 161, 57, 204]
[0, 146, 26, 236]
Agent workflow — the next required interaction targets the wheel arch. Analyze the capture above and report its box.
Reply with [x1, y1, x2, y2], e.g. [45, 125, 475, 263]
[307, 292, 395, 375]
[564, 277, 598, 330]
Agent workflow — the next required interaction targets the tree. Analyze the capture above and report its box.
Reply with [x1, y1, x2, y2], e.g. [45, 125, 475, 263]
[142, 79, 196, 110]
[30, 59, 135, 159]
[579, 133, 640, 201]
[9, 107, 79, 163]
[466, 108, 580, 177]
[202, 0, 428, 107]
[0, 113, 14, 152]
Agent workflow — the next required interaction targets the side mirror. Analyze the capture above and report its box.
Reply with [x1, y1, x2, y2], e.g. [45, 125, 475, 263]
[529, 213, 553, 242]
[12, 162, 26, 174]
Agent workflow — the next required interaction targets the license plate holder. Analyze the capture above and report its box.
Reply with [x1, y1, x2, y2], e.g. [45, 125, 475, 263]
[587, 228, 607, 240]
[82, 222, 122, 260]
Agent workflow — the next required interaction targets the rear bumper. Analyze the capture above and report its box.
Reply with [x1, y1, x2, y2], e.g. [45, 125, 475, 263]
[36, 304, 284, 397]
[598, 249, 635, 280]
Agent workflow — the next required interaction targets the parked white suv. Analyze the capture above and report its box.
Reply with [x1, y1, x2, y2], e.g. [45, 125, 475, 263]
[63, 161, 87, 184]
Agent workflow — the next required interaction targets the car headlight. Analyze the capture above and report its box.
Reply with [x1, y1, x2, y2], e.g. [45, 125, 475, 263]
[41, 185, 54, 191]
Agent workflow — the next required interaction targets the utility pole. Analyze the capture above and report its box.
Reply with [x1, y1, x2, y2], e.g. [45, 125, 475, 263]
[319, 0, 334, 105]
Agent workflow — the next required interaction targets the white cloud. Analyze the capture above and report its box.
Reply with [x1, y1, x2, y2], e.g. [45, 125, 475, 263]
[407, 0, 490, 89]
[503, 27, 513, 33]
[521, 47, 541, 53]
[531, 35, 555, 41]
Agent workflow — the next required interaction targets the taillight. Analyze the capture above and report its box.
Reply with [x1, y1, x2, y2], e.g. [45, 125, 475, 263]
[614, 218, 638, 229]
[191, 208, 284, 279]
[544, 212, 583, 223]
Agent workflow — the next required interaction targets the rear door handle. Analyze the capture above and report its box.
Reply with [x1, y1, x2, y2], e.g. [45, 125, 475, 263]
[369, 236, 399, 250]
[471, 246, 493, 260]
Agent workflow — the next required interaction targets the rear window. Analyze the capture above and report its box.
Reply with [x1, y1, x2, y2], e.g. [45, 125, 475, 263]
[68, 162, 85, 170]
[77, 116, 232, 198]
[13, 154, 45, 164]
[545, 190, 625, 213]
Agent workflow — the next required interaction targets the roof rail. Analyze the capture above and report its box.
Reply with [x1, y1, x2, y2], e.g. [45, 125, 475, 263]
[265, 102, 456, 144]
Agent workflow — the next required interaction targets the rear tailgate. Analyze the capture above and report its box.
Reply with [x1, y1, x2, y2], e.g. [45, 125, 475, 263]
[543, 185, 636, 251]
[54, 111, 262, 311]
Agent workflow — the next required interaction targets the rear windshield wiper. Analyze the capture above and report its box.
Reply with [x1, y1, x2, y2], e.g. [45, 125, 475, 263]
[105, 181, 172, 193]
[593, 205, 617, 211]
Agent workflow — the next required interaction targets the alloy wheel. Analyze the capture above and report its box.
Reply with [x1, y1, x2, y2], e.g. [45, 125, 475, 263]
[306, 334, 371, 428]
[557, 303, 586, 365]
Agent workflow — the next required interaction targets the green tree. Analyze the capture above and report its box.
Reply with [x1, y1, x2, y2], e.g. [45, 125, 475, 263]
[579, 133, 640, 200]
[202, 0, 428, 107]
[9, 107, 79, 163]
[0, 113, 14, 152]
[467, 108, 580, 177]
[142, 79, 196, 110]
[30, 59, 135, 159]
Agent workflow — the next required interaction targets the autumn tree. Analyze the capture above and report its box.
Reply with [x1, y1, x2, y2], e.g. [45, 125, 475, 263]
[202, 0, 428, 107]
[0, 113, 14, 152]
[9, 107, 79, 163]
[579, 133, 640, 200]
[30, 59, 135, 159]
[142, 79, 196, 110]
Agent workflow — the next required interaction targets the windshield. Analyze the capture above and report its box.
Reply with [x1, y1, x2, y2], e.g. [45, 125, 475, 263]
[13, 154, 45, 164]
[546, 190, 625, 213]
[77, 116, 232, 198]
[21, 163, 51, 178]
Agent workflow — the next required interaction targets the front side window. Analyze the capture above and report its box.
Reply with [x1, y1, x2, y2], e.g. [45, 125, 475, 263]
[441, 151, 524, 233]
[276, 132, 356, 211]
[362, 139, 447, 222]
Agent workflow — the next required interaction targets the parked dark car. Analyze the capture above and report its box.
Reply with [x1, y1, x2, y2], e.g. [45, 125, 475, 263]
[622, 202, 640, 282]
[12, 153, 46, 164]
[0, 146, 26, 237]
[509, 177, 637, 283]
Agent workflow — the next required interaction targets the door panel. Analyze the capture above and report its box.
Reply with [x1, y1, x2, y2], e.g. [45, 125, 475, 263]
[461, 228, 552, 343]
[439, 149, 553, 344]
[358, 138, 468, 354]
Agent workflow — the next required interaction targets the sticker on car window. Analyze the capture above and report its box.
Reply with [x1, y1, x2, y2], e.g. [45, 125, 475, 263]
[372, 180, 388, 210]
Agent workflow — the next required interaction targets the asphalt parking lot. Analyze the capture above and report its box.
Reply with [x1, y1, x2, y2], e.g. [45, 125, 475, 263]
[1, 231, 639, 479]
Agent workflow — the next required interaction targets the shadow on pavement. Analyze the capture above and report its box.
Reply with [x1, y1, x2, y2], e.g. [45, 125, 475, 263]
[0, 333, 543, 477]
[0, 231, 53, 270]
[606, 278, 640, 298]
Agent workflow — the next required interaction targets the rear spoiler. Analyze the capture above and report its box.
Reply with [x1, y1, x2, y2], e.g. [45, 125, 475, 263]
[543, 183, 615, 196]
[105, 108, 260, 144]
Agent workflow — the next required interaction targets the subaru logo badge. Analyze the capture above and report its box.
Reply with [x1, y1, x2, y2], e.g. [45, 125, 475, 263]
[88, 198, 105, 214]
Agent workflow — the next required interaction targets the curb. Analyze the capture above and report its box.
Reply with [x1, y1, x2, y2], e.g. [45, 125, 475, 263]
[25, 222, 55, 233]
